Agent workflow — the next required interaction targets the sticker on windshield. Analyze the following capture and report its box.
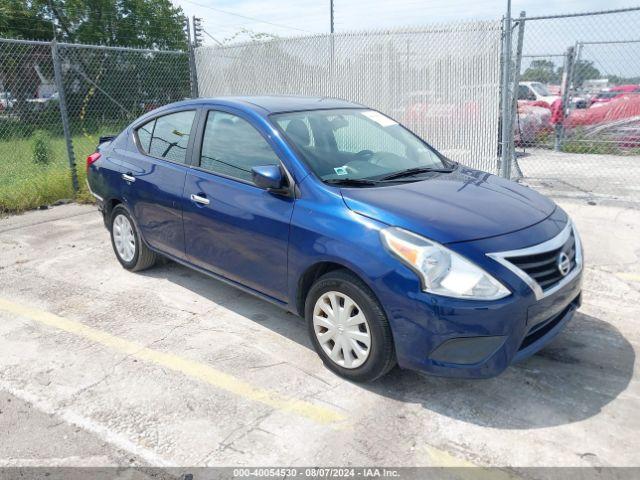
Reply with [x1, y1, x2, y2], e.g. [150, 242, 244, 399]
[334, 166, 349, 176]
[361, 110, 398, 127]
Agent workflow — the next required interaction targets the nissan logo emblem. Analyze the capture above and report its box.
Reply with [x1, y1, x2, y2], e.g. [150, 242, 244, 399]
[557, 252, 571, 276]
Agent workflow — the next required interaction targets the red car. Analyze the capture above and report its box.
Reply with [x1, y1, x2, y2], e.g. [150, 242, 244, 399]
[589, 84, 640, 108]
[567, 93, 640, 148]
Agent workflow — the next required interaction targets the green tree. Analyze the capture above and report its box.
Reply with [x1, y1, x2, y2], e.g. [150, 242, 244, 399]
[521, 59, 560, 84]
[0, 0, 188, 50]
[0, 0, 53, 41]
[571, 60, 601, 88]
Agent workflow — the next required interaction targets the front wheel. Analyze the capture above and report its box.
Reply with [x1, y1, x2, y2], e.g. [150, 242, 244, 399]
[305, 270, 396, 382]
[110, 204, 157, 272]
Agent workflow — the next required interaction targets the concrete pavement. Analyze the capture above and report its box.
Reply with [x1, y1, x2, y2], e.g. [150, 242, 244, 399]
[0, 199, 638, 469]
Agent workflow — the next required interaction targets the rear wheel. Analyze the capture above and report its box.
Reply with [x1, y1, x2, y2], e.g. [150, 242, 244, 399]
[305, 270, 396, 382]
[110, 204, 156, 271]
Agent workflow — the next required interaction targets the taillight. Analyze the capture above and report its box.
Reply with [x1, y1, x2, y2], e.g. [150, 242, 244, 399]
[86, 152, 101, 171]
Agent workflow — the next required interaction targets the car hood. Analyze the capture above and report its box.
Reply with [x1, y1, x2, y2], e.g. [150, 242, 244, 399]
[340, 167, 556, 244]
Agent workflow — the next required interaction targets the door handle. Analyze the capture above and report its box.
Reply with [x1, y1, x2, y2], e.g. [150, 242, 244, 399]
[190, 193, 210, 206]
[122, 173, 135, 183]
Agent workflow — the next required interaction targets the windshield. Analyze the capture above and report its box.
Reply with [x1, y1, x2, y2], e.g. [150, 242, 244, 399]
[530, 82, 550, 97]
[271, 108, 448, 183]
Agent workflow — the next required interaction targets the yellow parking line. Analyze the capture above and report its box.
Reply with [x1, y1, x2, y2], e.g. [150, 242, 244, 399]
[0, 297, 345, 426]
[616, 272, 640, 283]
[423, 446, 520, 479]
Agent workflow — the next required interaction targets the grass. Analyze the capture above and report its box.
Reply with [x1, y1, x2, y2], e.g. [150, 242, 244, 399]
[560, 127, 640, 155]
[0, 134, 97, 215]
[562, 138, 622, 155]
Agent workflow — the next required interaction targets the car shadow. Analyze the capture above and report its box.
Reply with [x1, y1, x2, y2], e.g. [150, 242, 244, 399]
[143, 260, 635, 430]
[364, 311, 635, 429]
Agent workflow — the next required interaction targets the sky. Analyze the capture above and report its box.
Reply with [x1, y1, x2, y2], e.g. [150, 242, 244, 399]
[172, 1, 640, 77]
[172, 0, 633, 41]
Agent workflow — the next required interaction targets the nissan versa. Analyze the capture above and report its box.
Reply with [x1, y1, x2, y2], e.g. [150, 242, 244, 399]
[86, 96, 583, 382]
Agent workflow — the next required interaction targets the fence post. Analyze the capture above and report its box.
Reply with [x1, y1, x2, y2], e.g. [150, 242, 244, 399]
[187, 18, 199, 98]
[571, 41, 582, 90]
[499, 2, 513, 178]
[508, 11, 526, 180]
[51, 39, 79, 193]
[555, 45, 575, 151]
[189, 45, 199, 98]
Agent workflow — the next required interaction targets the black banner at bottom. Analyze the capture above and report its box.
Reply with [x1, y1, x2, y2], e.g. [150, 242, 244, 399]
[0, 467, 639, 480]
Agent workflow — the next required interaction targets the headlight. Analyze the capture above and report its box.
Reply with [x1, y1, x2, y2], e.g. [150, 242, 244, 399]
[380, 227, 510, 300]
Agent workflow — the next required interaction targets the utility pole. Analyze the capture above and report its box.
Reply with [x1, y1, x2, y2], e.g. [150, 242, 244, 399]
[47, 0, 57, 40]
[184, 16, 192, 47]
[329, 0, 335, 89]
[330, 0, 334, 34]
[188, 16, 201, 98]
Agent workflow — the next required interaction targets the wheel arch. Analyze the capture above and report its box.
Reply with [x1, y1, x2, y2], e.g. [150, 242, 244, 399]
[105, 198, 153, 250]
[295, 261, 371, 317]
[104, 197, 122, 218]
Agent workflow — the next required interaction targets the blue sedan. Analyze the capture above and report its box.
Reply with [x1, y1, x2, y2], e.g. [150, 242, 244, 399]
[86, 96, 583, 382]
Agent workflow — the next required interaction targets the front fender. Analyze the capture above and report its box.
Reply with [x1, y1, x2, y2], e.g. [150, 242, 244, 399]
[287, 192, 403, 312]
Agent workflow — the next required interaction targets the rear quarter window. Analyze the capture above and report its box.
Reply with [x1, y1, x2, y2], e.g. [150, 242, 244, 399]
[137, 121, 154, 152]
[135, 110, 196, 164]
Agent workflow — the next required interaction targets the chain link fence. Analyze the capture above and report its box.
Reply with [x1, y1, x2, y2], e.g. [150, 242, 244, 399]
[3, 7, 640, 212]
[0, 38, 191, 213]
[0, 39, 65, 212]
[510, 8, 640, 201]
[195, 21, 503, 172]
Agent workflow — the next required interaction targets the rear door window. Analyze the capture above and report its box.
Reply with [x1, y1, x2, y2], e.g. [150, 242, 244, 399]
[136, 110, 196, 164]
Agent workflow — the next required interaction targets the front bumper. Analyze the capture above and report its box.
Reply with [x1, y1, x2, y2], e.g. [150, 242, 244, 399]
[388, 268, 582, 378]
[377, 214, 584, 378]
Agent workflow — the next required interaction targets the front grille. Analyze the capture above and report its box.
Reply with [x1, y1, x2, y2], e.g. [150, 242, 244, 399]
[505, 230, 576, 292]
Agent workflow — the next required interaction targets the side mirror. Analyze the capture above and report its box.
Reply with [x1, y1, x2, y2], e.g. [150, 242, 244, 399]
[251, 164, 287, 192]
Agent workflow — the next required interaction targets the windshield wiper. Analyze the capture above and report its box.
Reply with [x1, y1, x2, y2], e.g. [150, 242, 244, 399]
[323, 164, 456, 186]
[324, 178, 380, 186]
[378, 165, 455, 181]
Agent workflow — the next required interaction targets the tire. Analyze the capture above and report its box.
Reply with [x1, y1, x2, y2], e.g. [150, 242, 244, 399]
[305, 269, 396, 382]
[109, 204, 157, 272]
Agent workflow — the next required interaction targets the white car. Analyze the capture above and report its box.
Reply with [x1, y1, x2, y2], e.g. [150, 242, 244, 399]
[519, 82, 560, 105]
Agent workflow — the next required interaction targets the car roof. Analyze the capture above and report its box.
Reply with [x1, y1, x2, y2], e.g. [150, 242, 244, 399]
[168, 95, 365, 114]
